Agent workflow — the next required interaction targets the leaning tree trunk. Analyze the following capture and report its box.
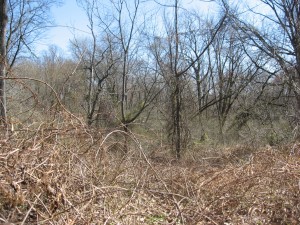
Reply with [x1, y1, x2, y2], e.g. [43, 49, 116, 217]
[0, 0, 7, 125]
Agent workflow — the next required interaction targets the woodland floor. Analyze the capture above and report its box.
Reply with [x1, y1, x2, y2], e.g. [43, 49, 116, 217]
[0, 116, 300, 224]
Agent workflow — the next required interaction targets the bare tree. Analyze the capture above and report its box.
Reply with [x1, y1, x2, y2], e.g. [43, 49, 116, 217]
[230, 0, 300, 138]
[211, 25, 261, 140]
[0, 0, 60, 124]
[152, 0, 227, 158]
[95, 0, 160, 127]
[75, 0, 120, 126]
[0, 0, 7, 124]
[73, 0, 162, 152]
[6, 0, 60, 67]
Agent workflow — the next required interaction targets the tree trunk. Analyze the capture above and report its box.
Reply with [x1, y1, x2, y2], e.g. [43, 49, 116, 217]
[294, 68, 300, 139]
[123, 123, 129, 153]
[174, 75, 181, 159]
[173, 0, 181, 159]
[0, 0, 7, 125]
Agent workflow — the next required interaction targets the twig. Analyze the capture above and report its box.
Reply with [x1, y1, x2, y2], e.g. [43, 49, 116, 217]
[21, 193, 41, 225]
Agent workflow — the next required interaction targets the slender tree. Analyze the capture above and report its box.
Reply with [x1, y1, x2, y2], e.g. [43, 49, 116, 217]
[0, 0, 7, 124]
[152, 0, 227, 158]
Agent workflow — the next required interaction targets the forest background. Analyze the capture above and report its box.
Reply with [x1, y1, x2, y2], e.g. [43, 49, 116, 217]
[0, 0, 300, 224]
[2, 0, 299, 156]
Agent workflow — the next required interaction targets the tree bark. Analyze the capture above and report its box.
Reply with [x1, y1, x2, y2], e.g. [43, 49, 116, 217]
[174, 75, 181, 158]
[0, 0, 7, 125]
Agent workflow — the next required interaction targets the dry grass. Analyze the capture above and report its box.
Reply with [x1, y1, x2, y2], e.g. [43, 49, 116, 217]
[0, 114, 300, 224]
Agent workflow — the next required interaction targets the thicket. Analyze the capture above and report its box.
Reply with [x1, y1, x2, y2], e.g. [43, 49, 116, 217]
[1, 0, 300, 224]
[0, 111, 300, 224]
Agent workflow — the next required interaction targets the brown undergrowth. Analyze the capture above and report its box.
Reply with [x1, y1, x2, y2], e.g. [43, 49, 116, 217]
[0, 114, 300, 224]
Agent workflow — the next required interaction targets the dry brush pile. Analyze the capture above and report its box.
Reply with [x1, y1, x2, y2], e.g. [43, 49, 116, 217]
[0, 113, 300, 224]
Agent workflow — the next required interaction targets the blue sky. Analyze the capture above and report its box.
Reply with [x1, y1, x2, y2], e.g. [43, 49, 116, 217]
[36, 0, 263, 56]
[36, 0, 218, 54]
[36, 1, 89, 55]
